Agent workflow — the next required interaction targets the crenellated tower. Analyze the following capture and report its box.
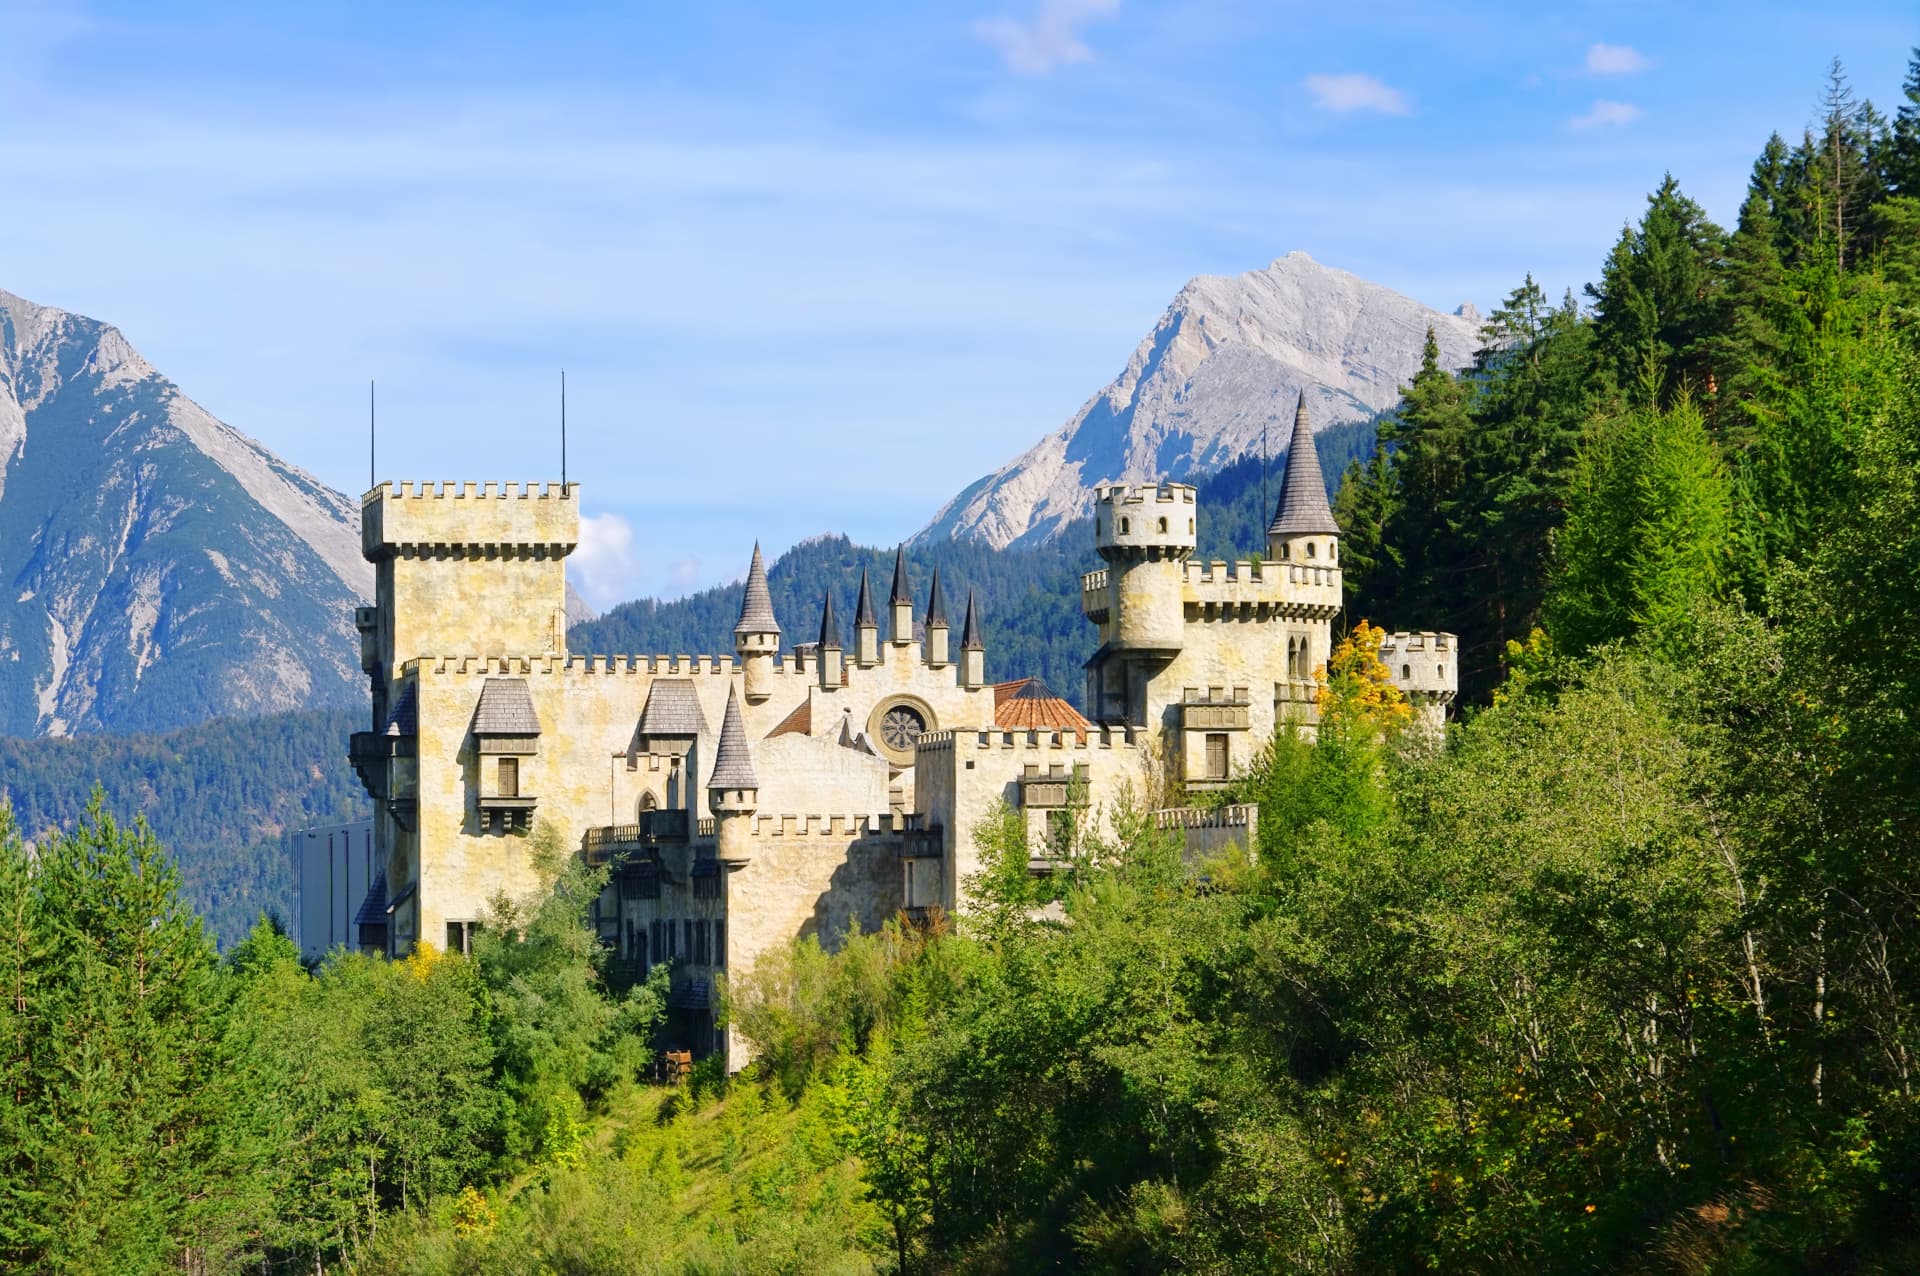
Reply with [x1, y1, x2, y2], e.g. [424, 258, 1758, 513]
[358, 480, 577, 720]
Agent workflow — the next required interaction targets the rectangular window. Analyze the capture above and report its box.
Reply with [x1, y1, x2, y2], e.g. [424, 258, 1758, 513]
[696, 920, 709, 966]
[445, 920, 479, 955]
[498, 756, 519, 798]
[683, 919, 694, 960]
[1205, 733, 1229, 780]
[714, 920, 725, 968]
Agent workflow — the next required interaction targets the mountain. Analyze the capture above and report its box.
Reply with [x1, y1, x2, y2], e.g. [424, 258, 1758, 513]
[0, 287, 371, 736]
[917, 252, 1482, 548]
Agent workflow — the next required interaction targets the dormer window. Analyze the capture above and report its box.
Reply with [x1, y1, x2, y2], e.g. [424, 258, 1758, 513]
[473, 677, 540, 834]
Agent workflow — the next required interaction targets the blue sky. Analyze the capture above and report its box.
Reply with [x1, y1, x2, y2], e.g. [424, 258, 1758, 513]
[1, 1, 1913, 607]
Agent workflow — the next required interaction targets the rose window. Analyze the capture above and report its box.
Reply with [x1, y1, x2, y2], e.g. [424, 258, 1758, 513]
[880, 704, 927, 753]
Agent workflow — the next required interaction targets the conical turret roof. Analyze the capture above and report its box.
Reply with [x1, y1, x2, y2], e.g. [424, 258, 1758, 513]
[889, 545, 912, 607]
[853, 566, 877, 628]
[1268, 392, 1343, 538]
[817, 588, 842, 650]
[925, 567, 949, 627]
[735, 542, 781, 636]
[707, 686, 759, 790]
[960, 589, 984, 651]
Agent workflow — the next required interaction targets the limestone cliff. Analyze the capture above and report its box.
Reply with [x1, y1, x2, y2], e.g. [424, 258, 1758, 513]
[0, 286, 372, 736]
[916, 253, 1482, 548]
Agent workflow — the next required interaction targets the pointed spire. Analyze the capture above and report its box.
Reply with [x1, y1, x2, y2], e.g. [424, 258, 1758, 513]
[708, 685, 759, 790]
[734, 542, 781, 636]
[889, 545, 912, 606]
[1267, 391, 1342, 538]
[853, 566, 877, 629]
[925, 567, 948, 626]
[960, 589, 984, 651]
[817, 588, 842, 650]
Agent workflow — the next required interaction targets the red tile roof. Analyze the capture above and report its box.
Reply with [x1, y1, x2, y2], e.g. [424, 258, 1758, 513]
[993, 677, 1091, 735]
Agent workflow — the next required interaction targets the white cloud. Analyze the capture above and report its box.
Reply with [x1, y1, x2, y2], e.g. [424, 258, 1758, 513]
[974, 0, 1120, 74]
[1585, 42, 1652, 75]
[569, 511, 644, 610]
[1304, 73, 1411, 117]
[1570, 99, 1643, 129]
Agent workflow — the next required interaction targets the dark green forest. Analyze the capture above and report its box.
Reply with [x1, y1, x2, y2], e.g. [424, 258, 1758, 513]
[3, 51, 1920, 1276]
[0, 708, 367, 944]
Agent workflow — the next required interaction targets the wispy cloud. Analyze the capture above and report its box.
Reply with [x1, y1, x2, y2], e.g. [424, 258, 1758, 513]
[1304, 73, 1411, 116]
[1585, 42, 1652, 75]
[570, 511, 644, 610]
[1571, 99, 1643, 129]
[974, 0, 1120, 74]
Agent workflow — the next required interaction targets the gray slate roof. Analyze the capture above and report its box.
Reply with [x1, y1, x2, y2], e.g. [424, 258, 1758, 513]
[473, 678, 541, 735]
[707, 686, 760, 790]
[817, 588, 842, 650]
[735, 542, 781, 636]
[960, 589, 984, 651]
[638, 679, 706, 737]
[853, 566, 877, 628]
[925, 567, 948, 626]
[383, 683, 417, 737]
[1267, 391, 1344, 538]
[889, 545, 912, 606]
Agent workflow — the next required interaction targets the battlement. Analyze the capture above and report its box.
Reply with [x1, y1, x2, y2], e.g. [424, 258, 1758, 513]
[1379, 630, 1458, 699]
[1093, 483, 1198, 557]
[917, 724, 1140, 753]
[363, 480, 580, 560]
[746, 811, 931, 838]
[403, 651, 850, 681]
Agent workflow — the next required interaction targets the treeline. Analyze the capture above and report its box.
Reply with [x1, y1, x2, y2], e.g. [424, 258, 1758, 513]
[1338, 57, 1920, 699]
[0, 707, 367, 944]
[568, 422, 1375, 704]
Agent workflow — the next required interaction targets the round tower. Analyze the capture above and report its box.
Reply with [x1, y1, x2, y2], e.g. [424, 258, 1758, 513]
[1266, 394, 1342, 567]
[708, 687, 759, 863]
[1093, 482, 1196, 653]
[734, 543, 781, 703]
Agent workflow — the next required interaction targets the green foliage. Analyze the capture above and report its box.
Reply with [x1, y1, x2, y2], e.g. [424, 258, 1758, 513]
[0, 707, 369, 945]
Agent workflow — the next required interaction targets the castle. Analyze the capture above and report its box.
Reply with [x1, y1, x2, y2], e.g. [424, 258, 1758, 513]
[347, 397, 1456, 1065]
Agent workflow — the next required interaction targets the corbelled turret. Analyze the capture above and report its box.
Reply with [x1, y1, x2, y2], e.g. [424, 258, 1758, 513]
[853, 566, 879, 668]
[958, 588, 985, 689]
[888, 546, 914, 646]
[816, 588, 844, 688]
[924, 567, 950, 667]
[1267, 392, 1342, 563]
[707, 685, 758, 861]
[734, 542, 781, 702]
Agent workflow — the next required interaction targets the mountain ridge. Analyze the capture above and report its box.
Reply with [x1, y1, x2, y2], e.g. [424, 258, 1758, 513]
[916, 252, 1481, 548]
[0, 286, 371, 736]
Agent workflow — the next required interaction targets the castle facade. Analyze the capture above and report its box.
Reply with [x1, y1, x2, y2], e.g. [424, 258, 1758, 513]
[347, 398, 1456, 1065]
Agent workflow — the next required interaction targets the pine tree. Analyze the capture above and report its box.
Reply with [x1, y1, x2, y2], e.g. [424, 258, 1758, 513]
[1586, 175, 1729, 400]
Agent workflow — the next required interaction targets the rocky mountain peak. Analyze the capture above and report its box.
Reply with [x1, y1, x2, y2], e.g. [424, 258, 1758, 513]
[916, 254, 1482, 548]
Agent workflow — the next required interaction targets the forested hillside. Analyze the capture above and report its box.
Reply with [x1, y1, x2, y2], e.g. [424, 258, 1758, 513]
[0, 707, 366, 943]
[2, 49, 1919, 1276]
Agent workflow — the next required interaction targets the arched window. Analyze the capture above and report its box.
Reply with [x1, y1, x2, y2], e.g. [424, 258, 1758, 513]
[1188, 518, 1195, 534]
[1402, 664, 1411, 680]
[1437, 664, 1445, 680]
[1280, 543, 1290, 560]
[1330, 542, 1338, 562]
[1306, 541, 1317, 558]
[1157, 517, 1167, 533]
